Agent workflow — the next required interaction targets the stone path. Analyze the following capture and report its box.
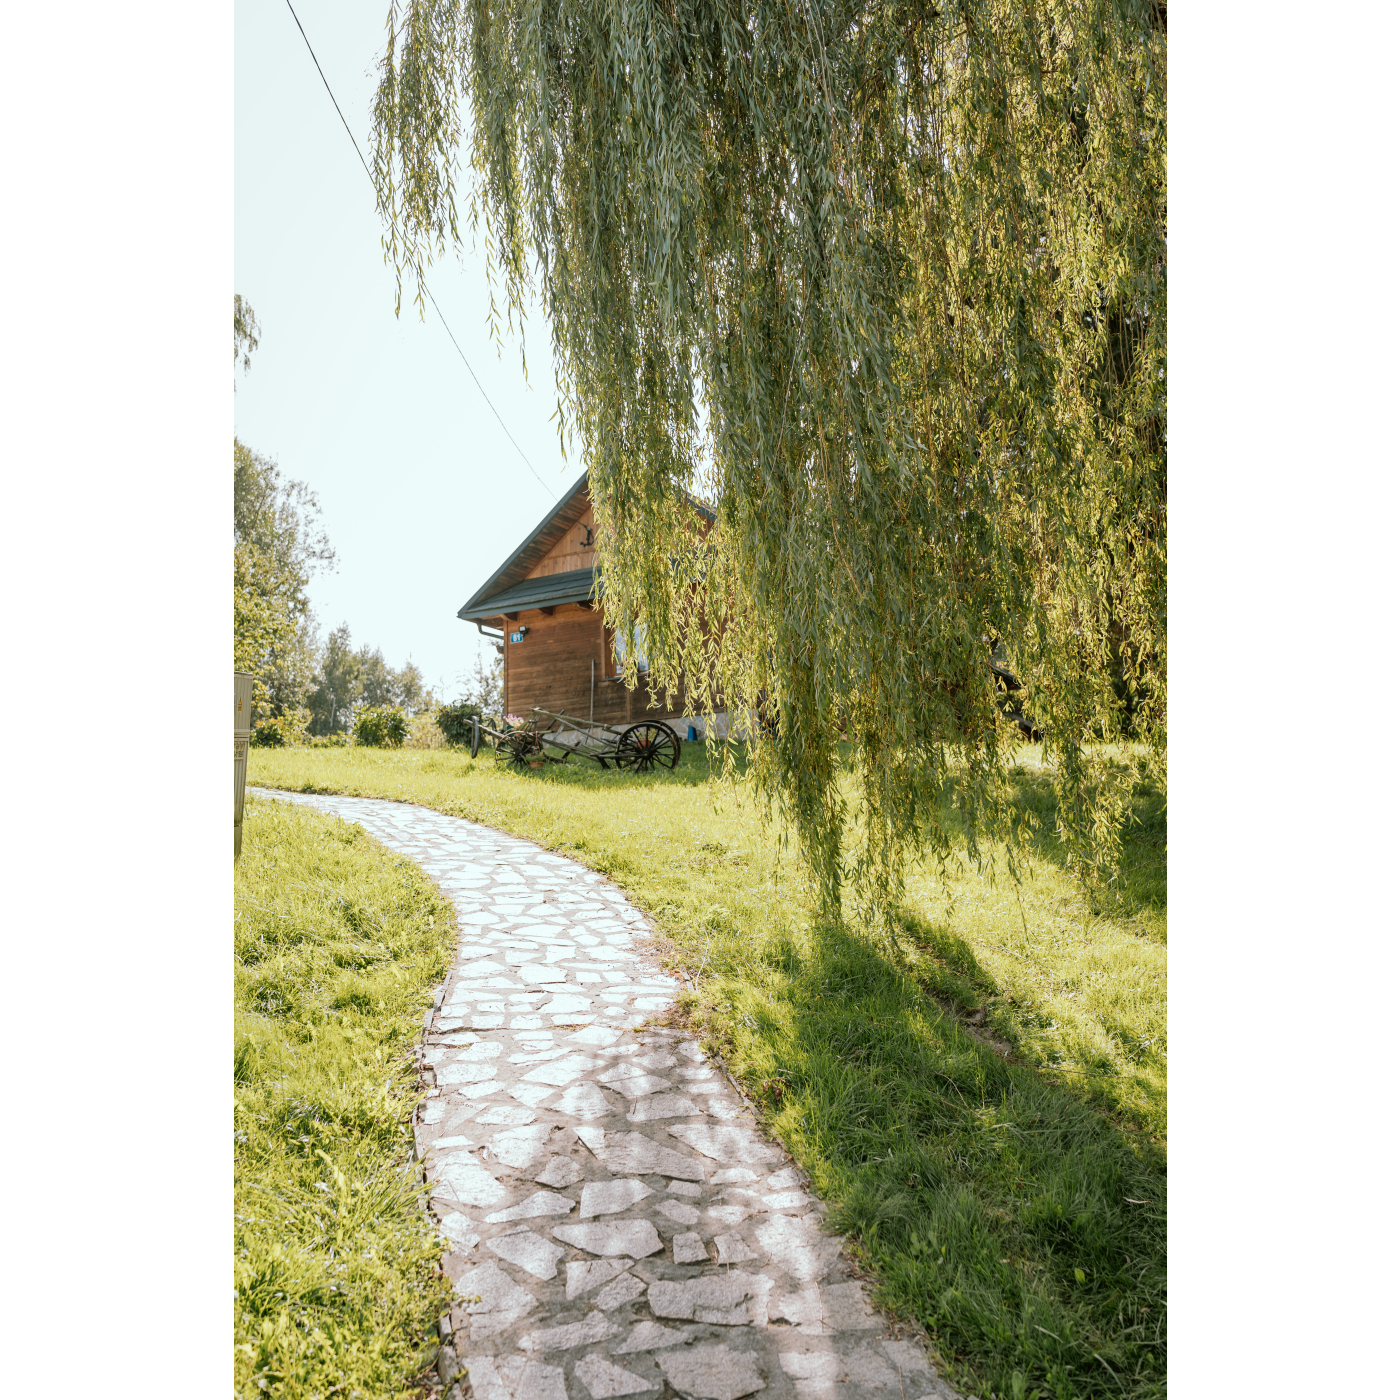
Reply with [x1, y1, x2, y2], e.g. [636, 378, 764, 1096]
[249, 789, 964, 1400]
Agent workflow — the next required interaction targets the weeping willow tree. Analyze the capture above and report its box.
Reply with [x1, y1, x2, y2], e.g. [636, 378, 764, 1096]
[373, 0, 1166, 920]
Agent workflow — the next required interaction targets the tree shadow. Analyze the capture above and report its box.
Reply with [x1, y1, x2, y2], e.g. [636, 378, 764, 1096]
[470, 738, 749, 792]
[709, 913, 1166, 1399]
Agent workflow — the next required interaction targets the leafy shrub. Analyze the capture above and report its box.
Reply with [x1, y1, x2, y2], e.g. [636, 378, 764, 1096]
[354, 705, 408, 748]
[251, 711, 307, 748]
[435, 700, 485, 746]
[406, 711, 446, 749]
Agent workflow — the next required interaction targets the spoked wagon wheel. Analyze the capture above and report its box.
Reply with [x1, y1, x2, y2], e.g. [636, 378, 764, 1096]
[497, 729, 543, 768]
[615, 721, 681, 773]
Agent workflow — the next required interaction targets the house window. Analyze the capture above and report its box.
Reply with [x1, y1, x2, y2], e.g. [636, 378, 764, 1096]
[613, 624, 649, 674]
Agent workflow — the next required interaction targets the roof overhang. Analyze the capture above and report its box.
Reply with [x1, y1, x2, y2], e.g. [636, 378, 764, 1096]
[458, 567, 601, 621]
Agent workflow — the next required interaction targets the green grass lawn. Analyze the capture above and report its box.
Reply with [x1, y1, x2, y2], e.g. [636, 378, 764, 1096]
[249, 742, 1166, 1400]
[235, 796, 456, 1399]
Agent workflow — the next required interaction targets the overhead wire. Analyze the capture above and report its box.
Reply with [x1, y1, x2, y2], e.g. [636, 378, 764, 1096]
[281, 0, 555, 500]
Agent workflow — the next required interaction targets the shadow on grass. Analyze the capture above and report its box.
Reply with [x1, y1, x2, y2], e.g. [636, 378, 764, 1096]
[460, 738, 747, 792]
[709, 918, 1166, 1400]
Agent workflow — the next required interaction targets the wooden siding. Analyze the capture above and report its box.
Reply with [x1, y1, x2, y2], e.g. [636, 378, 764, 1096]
[531, 503, 597, 579]
[496, 602, 688, 726]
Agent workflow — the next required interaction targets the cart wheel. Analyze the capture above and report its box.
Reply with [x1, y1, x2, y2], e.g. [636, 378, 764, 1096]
[497, 729, 541, 768]
[615, 721, 681, 773]
[471, 716, 480, 759]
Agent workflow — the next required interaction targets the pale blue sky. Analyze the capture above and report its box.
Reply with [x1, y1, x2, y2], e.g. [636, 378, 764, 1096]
[235, 0, 580, 699]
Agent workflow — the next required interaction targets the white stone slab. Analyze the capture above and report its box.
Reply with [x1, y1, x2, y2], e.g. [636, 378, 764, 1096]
[753, 1215, 842, 1284]
[610, 1321, 696, 1354]
[522, 1053, 599, 1086]
[573, 1353, 654, 1399]
[510, 1045, 575, 1064]
[657, 1199, 701, 1226]
[701, 1097, 746, 1121]
[671, 1232, 709, 1265]
[655, 1344, 766, 1400]
[553, 1220, 665, 1258]
[668, 1125, 783, 1167]
[474, 1104, 537, 1126]
[457, 959, 509, 976]
[594, 1272, 647, 1311]
[596, 1065, 673, 1097]
[568, 1025, 623, 1046]
[541, 994, 596, 1014]
[554, 1081, 612, 1119]
[454, 1259, 537, 1339]
[564, 1257, 631, 1300]
[715, 1233, 761, 1265]
[487, 1123, 555, 1169]
[437, 1061, 502, 1085]
[579, 1130, 708, 1182]
[484, 1190, 576, 1223]
[433, 1154, 507, 1207]
[763, 1191, 814, 1212]
[518, 1310, 618, 1353]
[626, 1094, 701, 1122]
[707, 1206, 755, 1228]
[769, 1282, 881, 1334]
[580, 1178, 654, 1218]
[535, 1155, 585, 1188]
[647, 1272, 773, 1326]
[485, 1226, 567, 1280]
[462, 1355, 567, 1400]
[509, 1082, 559, 1108]
[439, 1210, 480, 1253]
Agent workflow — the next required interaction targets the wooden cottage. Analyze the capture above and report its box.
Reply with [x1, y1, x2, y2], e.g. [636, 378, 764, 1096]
[458, 472, 711, 734]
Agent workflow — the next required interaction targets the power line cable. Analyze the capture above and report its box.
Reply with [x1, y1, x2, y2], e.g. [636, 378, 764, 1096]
[281, 0, 555, 500]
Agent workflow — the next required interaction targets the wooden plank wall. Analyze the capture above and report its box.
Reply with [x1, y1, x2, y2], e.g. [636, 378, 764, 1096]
[531, 503, 597, 579]
[500, 602, 689, 725]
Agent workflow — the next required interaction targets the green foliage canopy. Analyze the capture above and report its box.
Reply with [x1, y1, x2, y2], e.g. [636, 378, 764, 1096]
[371, 0, 1166, 915]
[234, 439, 336, 718]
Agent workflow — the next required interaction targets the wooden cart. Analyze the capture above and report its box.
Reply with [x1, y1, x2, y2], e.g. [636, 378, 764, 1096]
[472, 707, 681, 772]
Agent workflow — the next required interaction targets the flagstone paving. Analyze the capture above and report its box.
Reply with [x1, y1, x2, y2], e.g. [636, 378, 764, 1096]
[248, 789, 966, 1400]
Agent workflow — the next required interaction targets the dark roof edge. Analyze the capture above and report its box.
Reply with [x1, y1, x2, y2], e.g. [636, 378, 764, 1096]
[457, 470, 590, 619]
[458, 567, 601, 621]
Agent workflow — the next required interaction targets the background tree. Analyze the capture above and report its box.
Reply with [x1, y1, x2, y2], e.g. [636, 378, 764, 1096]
[461, 649, 503, 719]
[305, 629, 434, 734]
[307, 623, 363, 735]
[233, 439, 336, 718]
[234, 293, 260, 382]
[356, 644, 433, 712]
[370, 0, 1166, 918]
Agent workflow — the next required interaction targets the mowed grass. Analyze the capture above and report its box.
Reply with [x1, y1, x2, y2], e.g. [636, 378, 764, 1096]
[235, 797, 456, 1399]
[249, 742, 1166, 1400]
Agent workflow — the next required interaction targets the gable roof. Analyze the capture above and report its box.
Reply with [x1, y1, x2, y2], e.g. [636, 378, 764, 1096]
[457, 470, 717, 624]
[457, 471, 592, 622]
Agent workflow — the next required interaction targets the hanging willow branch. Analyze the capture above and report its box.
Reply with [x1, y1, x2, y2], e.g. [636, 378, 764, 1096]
[373, 0, 1166, 921]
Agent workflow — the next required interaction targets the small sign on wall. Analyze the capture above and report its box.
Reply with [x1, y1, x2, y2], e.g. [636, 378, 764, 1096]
[510, 630, 525, 644]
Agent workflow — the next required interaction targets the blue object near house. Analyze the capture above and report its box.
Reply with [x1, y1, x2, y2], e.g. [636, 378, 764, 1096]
[687, 725, 697, 741]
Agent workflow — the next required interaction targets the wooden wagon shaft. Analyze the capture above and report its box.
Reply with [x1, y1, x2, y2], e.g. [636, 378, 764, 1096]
[529, 706, 631, 741]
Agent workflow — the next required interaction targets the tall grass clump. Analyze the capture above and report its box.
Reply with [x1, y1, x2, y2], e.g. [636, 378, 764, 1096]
[234, 796, 456, 1399]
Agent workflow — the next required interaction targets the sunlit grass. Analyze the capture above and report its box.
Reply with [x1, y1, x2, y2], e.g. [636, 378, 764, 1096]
[249, 741, 1166, 1398]
[234, 797, 456, 1399]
